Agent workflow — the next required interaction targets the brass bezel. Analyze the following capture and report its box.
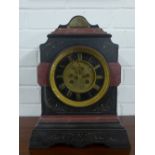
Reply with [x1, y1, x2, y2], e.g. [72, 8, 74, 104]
[49, 46, 110, 107]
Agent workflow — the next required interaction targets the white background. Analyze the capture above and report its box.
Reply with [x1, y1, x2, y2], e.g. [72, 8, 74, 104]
[19, 0, 135, 116]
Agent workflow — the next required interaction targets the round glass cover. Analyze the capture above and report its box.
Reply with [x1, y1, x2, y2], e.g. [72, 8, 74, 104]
[49, 46, 110, 107]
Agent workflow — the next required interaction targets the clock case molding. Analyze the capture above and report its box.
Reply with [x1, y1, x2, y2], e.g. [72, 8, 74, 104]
[29, 16, 130, 149]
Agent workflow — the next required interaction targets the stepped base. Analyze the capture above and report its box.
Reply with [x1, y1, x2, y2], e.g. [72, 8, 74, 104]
[29, 115, 130, 149]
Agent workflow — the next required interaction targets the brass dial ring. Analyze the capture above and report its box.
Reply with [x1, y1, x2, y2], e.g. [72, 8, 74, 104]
[49, 46, 110, 107]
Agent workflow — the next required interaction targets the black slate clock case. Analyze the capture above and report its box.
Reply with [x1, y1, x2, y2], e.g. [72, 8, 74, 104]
[41, 36, 118, 115]
[29, 16, 130, 149]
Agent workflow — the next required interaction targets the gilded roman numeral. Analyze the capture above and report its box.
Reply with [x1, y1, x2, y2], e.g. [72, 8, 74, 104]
[94, 64, 100, 70]
[93, 84, 100, 91]
[67, 90, 72, 97]
[88, 57, 93, 63]
[76, 93, 81, 100]
[96, 75, 103, 79]
[77, 53, 83, 60]
[59, 83, 65, 90]
[56, 75, 63, 78]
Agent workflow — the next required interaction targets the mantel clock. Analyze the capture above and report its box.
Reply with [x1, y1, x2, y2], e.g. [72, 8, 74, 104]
[29, 16, 130, 149]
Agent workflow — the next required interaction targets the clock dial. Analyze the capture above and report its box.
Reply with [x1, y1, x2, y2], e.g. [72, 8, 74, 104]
[49, 46, 110, 107]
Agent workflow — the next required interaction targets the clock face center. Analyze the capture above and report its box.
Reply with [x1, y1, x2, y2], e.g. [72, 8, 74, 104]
[63, 60, 96, 93]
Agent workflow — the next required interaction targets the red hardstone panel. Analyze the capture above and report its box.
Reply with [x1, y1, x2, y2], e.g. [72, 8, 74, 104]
[40, 115, 119, 123]
[109, 63, 121, 86]
[37, 63, 51, 86]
